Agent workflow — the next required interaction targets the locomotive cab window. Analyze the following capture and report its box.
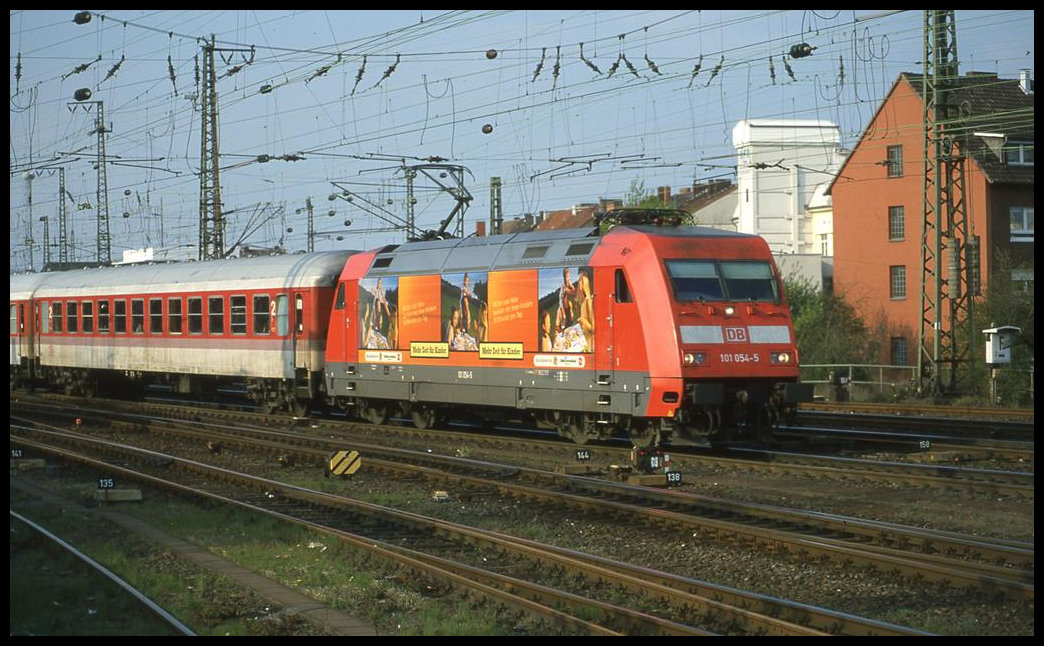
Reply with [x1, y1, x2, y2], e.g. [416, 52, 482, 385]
[614, 268, 633, 303]
[334, 283, 345, 311]
[719, 261, 779, 302]
[665, 260, 779, 303]
[664, 260, 724, 301]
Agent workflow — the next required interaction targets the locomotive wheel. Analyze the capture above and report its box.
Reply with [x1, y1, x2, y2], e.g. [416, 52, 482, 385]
[411, 406, 436, 430]
[290, 398, 310, 417]
[628, 423, 658, 448]
[362, 402, 388, 425]
[568, 418, 590, 445]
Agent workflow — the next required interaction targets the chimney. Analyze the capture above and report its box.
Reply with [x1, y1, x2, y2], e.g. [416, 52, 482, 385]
[476, 221, 486, 237]
[1020, 69, 1034, 95]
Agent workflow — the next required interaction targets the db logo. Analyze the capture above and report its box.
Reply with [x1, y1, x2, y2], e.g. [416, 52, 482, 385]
[724, 327, 748, 343]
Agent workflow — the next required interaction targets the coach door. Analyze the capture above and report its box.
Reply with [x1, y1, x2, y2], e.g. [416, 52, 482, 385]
[275, 294, 291, 375]
[293, 292, 306, 370]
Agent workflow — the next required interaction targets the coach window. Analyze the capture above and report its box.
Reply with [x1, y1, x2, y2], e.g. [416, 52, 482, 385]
[131, 299, 145, 334]
[82, 301, 94, 333]
[614, 269, 632, 303]
[230, 295, 247, 335]
[188, 297, 203, 335]
[114, 300, 127, 334]
[276, 295, 289, 336]
[10, 305, 16, 334]
[253, 295, 271, 335]
[66, 301, 79, 333]
[40, 301, 49, 333]
[98, 300, 110, 334]
[150, 298, 163, 334]
[67, 301, 79, 333]
[168, 298, 183, 334]
[209, 296, 224, 335]
[52, 302, 64, 333]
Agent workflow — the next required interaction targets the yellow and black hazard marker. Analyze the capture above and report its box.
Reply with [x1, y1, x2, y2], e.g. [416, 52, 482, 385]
[326, 450, 362, 477]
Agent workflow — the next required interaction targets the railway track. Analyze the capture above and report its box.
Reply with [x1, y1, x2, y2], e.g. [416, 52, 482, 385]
[12, 426, 931, 636]
[12, 404, 1034, 602]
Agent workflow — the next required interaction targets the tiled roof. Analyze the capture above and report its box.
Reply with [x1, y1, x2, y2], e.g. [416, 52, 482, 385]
[902, 72, 1034, 185]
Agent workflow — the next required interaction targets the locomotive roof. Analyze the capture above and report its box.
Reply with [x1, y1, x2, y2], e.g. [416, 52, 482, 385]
[364, 225, 759, 276]
[19, 251, 356, 299]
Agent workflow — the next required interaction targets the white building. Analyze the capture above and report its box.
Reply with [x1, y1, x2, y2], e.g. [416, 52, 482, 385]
[732, 119, 843, 289]
[732, 119, 843, 255]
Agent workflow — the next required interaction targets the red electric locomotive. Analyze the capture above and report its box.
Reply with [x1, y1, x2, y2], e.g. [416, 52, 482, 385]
[324, 209, 812, 446]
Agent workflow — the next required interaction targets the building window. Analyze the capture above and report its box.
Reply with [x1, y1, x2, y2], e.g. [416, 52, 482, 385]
[888, 206, 905, 241]
[820, 234, 830, 257]
[1003, 142, 1034, 166]
[891, 337, 907, 366]
[889, 265, 906, 299]
[886, 145, 903, 178]
[1010, 207, 1033, 242]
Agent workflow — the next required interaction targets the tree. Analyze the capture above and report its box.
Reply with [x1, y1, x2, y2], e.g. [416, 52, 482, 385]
[783, 276, 880, 375]
[623, 178, 666, 209]
[968, 251, 1034, 405]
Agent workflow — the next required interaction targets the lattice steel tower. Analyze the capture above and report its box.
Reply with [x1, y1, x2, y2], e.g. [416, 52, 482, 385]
[198, 37, 224, 260]
[918, 10, 976, 395]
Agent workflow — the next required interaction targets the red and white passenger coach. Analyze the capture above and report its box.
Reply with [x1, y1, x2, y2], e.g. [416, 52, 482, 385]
[10, 251, 354, 414]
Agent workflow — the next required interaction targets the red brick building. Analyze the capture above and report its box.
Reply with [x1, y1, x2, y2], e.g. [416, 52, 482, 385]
[829, 71, 1034, 366]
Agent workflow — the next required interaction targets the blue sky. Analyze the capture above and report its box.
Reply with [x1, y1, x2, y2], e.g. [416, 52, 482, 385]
[9, 10, 1035, 271]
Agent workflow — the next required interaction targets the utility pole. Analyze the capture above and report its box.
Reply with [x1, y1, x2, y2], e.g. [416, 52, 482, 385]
[198, 36, 223, 260]
[489, 176, 503, 235]
[306, 197, 315, 253]
[918, 9, 974, 396]
[58, 167, 70, 265]
[198, 37, 255, 260]
[94, 101, 111, 264]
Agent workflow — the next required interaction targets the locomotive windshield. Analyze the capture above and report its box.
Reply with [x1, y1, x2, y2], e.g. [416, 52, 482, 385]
[665, 260, 779, 303]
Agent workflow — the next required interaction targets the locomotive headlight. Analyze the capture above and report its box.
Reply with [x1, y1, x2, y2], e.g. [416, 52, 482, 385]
[683, 351, 707, 366]
[771, 351, 792, 364]
[724, 306, 735, 316]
